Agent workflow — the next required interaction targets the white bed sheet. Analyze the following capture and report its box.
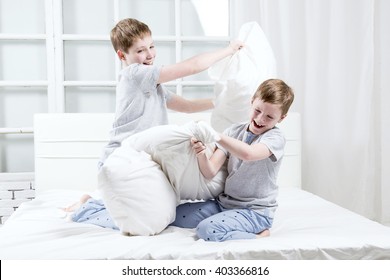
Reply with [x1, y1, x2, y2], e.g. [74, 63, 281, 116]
[1, 187, 389, 260]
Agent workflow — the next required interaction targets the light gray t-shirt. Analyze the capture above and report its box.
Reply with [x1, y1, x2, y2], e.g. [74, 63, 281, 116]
[99, 63, 173, 167]
[217, 122, 286, 218]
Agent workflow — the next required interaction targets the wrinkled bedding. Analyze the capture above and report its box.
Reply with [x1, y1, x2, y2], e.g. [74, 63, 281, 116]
[1, 187, 390, 260]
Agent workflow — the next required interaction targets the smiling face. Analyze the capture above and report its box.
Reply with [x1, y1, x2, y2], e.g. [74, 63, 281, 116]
[118, 35, 156, 67]
[248, 97, 286, 135]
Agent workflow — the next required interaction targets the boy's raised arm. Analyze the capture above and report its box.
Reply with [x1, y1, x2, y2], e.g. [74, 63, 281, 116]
[157, 40, 243, 84]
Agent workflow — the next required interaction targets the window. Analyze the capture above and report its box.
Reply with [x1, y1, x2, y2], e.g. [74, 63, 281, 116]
[0, 0, 231, 173]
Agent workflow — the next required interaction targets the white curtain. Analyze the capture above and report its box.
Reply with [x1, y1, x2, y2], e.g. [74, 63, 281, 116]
[233, 0, 390, 224]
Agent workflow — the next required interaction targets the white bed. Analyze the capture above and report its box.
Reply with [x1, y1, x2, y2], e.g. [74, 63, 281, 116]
[1, 112, 390, 260]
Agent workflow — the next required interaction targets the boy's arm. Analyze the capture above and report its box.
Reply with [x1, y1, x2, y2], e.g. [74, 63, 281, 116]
[196, 121, 274, 162]
[167, 95, 213, 113]
[191, 138, 226, 180]
[157, 40, 243, 84]
[217, 134, 272, 161]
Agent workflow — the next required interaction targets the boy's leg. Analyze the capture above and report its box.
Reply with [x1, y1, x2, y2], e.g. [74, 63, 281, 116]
[196, 209, 272, 242]
[171, 200, 221, 228]
[70, 198, 119, 230]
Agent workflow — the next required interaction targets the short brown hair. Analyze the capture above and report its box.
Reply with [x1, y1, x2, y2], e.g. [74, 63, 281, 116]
[252, 79, 294, 115]
[110, 18, 151, 53]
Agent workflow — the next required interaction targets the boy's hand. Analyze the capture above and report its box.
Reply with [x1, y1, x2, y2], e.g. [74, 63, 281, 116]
[229, 40, 244, 53]
[190, 137, 206, 156]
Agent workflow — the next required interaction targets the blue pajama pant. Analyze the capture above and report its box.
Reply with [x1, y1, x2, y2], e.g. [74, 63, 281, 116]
[72, 198, 272, 241]
[171, 200, 273, 242]
[71, 198, 119, 230]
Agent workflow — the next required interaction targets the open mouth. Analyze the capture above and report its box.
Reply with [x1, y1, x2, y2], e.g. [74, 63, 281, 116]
[253, 120, 265, 129]
[143, 61, 153, 65]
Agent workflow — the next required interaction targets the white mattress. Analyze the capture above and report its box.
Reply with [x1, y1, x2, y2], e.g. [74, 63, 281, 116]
[1, 187, 390, 260]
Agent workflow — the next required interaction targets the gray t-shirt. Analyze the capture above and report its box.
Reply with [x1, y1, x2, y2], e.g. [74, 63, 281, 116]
[99, 63, 173, 167]
[217, 122, 286, 218]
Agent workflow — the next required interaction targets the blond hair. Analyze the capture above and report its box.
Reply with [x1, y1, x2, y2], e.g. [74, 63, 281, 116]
[252, 79, 294, 115]
[110, 18, 151, 53]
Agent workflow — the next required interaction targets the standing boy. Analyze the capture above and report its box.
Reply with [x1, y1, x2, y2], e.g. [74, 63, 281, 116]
[99, 18, 243, 167]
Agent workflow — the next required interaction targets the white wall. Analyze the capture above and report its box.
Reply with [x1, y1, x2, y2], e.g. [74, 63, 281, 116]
[375, 0, 390, 225]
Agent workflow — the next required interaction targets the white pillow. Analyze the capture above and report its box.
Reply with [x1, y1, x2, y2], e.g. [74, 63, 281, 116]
[209, 21, 277, 132]
[98, 146, 176, 236]
[122, 122, 227, 201]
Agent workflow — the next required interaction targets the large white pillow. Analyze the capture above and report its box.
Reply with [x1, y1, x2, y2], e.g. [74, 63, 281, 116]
[122, 121, 227, 201]
[209, 21, 277, 132]
[98, 145, 176, 236]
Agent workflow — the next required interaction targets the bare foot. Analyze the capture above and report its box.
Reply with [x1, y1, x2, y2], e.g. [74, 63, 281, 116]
[256, 229, 270, 238]
[62, 194, 91, 212]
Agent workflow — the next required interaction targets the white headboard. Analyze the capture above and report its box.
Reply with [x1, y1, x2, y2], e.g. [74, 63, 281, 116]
[34, 112, 301, 193]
